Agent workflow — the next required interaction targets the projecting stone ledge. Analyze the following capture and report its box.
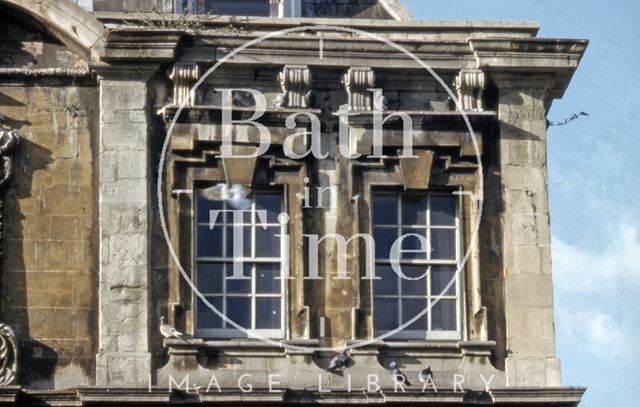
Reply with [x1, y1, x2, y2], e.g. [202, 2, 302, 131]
[0, 386, 585, 405]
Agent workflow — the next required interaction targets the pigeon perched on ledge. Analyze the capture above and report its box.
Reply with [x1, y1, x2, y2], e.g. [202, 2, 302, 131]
[419, 366, 434, 384]
[160, 316, 185, 340]
[327, 349, 351, 371]
[389, 361, 409, 386]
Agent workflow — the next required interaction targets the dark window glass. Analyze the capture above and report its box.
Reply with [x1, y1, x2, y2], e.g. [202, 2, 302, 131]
[373, 265, 398, 296]
[197, 226, 222, 257]
[196, 296, 223, 329]
[431, 229, 456, 260]
[255, 298, 281, 329]
[372, 191, 460, 337]
[374, 298, 399, 331]
[431, 299, 457, 331]
[197, 263, 224, 294]
[256, 263, 281, 294]
[372, 195, 398, 225]
[402, 298, 428, 330]
[431, 195, 456, 226]
[431, 266, 456, 296]
[402, 195, 428, 225]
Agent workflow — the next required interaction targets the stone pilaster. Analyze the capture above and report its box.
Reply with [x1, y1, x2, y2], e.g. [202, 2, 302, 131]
[494, 74, 560, 387]
[96, 71, 154, 387]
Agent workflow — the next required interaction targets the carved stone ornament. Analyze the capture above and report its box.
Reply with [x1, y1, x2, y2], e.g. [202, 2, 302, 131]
[0, 130, 19, 260]
[277, 65, 311, 108]
[169, 63, 200, 106]
[0, 130, 19, 191]
[0, 323, 18, 386]
[454, 69, 486, 111]
[342, 67, 375, 111]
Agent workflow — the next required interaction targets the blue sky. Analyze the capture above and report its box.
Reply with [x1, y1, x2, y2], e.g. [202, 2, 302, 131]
[403, 0, 640, 405]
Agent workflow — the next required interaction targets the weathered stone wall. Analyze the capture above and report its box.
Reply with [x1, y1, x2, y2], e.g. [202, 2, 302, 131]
[0, 16, 98, 389]
[0, 83, 98, 388]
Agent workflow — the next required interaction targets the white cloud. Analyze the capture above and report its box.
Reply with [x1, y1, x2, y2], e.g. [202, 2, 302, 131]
[552, 223, 640, 362]
[553, 224, 640, 293]
[558, 310, 631, 359]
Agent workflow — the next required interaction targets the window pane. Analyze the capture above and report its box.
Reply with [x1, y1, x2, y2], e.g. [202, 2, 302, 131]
[255, 298, 281, 329]
[374, 298, 398, 331]
[197, 192, 223, 223]
[256, 263, 281, 294]
[373, 227, 396, 259]
[255, 193, 282, 224]
[197, 225, 223, 257]
[372, 195, 398, 225]
[255, 227, 281, 257]
[431, 229, 456, 259]
[400, 265, 427, 296]
[196, 296, 223, 329]
[226, 297, 251, 329]
[373, 265, 398, 296]
[399, 229, 428, 260]
[431, 195, 456, 226]
[197, 263, 224, 294]
[225, 264, 251, 294]
[225, 208, 252, 224]
[431, 266, 456, 296]
[226, 226, 251, 257]
[402, 298, 428, 331]
[431, 299, 457, 331]
[200, 0, 270, 16]
[402, 195, 427, 225]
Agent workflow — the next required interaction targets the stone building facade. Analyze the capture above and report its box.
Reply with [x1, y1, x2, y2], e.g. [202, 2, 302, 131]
[0, 0, 587, 405]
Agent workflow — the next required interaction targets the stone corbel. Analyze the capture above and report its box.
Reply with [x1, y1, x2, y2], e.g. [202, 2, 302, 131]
[169, 63, 201, 106]
[277, 65, 311, 108]
[454, 69, 486, 112]
[342, 67, 375, 111]
[0, 324, 17, 386]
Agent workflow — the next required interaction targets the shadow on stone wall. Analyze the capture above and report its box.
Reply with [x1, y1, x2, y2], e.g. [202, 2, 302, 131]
[1, 136, 55, 387]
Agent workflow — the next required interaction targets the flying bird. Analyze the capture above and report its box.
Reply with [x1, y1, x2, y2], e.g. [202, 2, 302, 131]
[389, 361, 409, 385]
[159, 316, 184, 340]
[327, 349, 351, 371]
[201, 183, 252, 210]
[547, 111, 589, 127]
[419, 366, 434, 384]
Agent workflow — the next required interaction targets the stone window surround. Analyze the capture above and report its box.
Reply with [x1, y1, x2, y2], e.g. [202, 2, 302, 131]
[166, 124, 486, 354]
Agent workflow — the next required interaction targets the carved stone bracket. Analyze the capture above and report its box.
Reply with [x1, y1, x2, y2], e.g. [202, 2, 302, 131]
[0, 323, 18, 386]
[169, 63, 201, 106]
[454, 69, 486, 111]
[277, 65, 311, 108]
[342, 67, 375, 111]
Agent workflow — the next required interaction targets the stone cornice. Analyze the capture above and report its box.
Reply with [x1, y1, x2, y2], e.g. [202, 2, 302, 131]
[469, 37, 588, 71]
[0, 386, 586, 405]
[101, 29, 183, 62]
[94, 12, 540, 38]
[490, 387, 586, 405]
